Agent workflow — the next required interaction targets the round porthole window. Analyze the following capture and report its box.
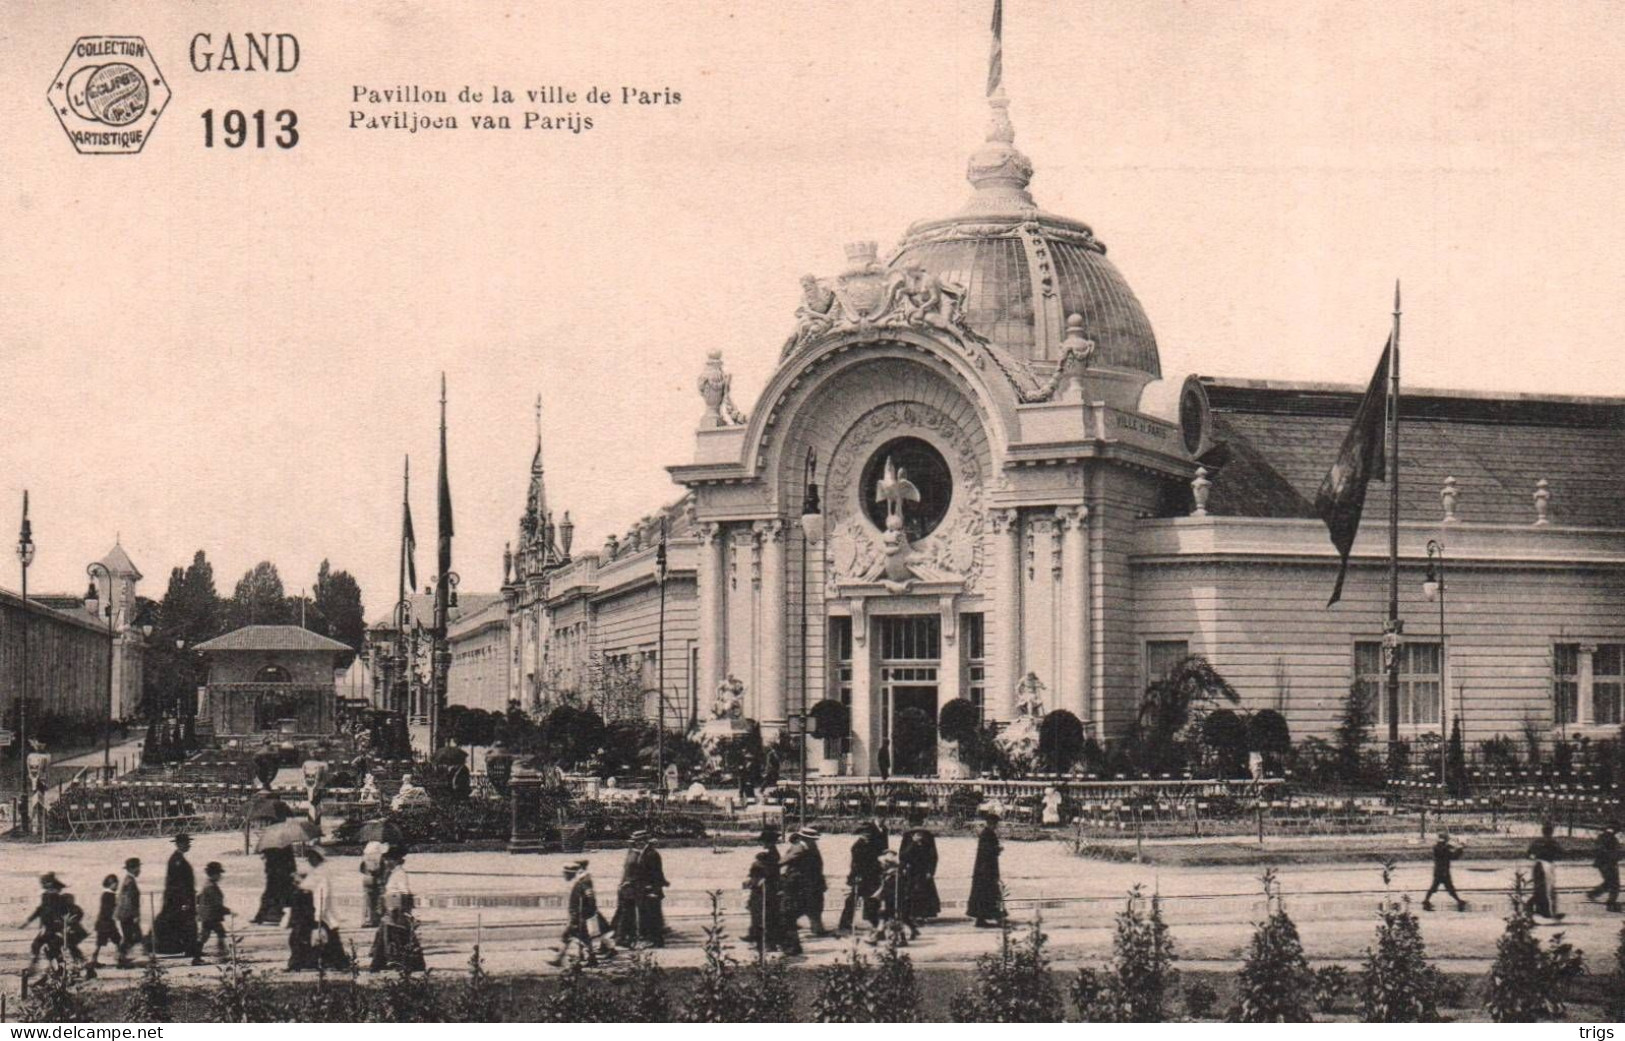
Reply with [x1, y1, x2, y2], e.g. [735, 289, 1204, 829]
[861, 436, 953, 541]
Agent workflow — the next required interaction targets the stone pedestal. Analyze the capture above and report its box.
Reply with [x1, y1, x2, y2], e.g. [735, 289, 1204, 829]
[508, 767, 546, 854]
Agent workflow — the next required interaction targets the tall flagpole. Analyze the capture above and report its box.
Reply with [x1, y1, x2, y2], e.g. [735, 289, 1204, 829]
[1385, 281, 1403, 759]
[397, 456, 410, 717]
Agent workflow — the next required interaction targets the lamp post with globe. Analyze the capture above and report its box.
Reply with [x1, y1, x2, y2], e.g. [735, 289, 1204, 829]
[1422, 539, 1448, 791]
[797, 448, 824, 827]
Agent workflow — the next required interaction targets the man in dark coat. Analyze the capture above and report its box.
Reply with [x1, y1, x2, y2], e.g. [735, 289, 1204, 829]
[744, 827, 800, 954]
[196, 862, 231, 963]
[967, 813, 1005, 927]
[550, 860, 614, 966]
[878, 741, 892, 781]
[636, 835, 670, 946]
[899, 821, 941, 924]
[1587, 823, 1621, 911]
[1422, 829, 1468, 912]
[782, 826, 828, 936]
[154, 833, 200, 957]
[838, 821, 884, 933]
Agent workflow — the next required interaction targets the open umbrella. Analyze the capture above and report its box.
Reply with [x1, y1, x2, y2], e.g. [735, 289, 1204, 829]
[255, 817, 318, 851]
[356, 819, 405, 846]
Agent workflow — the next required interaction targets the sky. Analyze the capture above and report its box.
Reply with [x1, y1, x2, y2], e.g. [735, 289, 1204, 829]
[2, 0, 1622, 619]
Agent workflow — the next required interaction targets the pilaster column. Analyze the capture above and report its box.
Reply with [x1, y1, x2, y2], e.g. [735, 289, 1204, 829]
[991, 508, 1022, 722]
[1056, 506, 1090, 724]
[755, 519, 787, 733]
[697, 523, 726, 707]
[849, 598, 873, 773]
[938, 594, 961, 707]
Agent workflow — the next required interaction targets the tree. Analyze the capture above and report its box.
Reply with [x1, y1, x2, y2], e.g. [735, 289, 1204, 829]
[126, 955, 174, 1022]
[812, 944, 921, 1022]
[1248, 709, 1292, 763]
[18, 962, 88, 1023]
[1134, 656, 1239, 774]
[1335, 683, 1375, 785]
[228, 561, 291, 628]
[1230, 871, 1314, 1022]
[939, 698, 980, 743]
[1446, 718, 1467, 796]
[682, 892, 751, 1022]
[950, 915, 1064, 1022]
[144, 551, 224, 720]
[1358, 861, 1444, 1022]
[1200, 709, 1249, 777]
[1038, 709, 1085, 774]
[312, 559, 366, 652]
[1484, 873, 1585, 1022]
[1071, 885, 1179, 1022]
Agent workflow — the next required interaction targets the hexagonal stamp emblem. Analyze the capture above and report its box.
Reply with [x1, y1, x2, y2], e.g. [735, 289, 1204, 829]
[46, 37, 170, 155]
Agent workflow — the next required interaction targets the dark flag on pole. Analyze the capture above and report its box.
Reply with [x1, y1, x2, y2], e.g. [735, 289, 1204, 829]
[437, 379, 454, 580]
[1314, 338, 1392, 606]
[987, 0, 1003, 96]
[402, 497, 417, 593]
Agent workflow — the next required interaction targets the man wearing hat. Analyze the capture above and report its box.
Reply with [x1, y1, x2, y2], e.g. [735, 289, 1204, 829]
[154, 832, 200, 958]
[550, 859, 614, 967]
[613, 831, 648, 948]
[839, 821, 885, 934]
[1588, 822, 1621, 912]
[966, 812, 1005, 927]
[196, 861, 232, 963]
[743, 827, 800, 955]
[635, 832, 670, 947]
[782, 826, 828, 937]
[1422, 829, 1468, 912]
[115, 857, 148, 968]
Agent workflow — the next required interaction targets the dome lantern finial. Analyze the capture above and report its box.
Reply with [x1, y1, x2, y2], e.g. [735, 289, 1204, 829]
[964, 0, 1033, 211]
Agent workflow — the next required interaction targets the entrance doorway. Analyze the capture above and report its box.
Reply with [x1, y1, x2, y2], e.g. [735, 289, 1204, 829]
[877, 615, 940, 776]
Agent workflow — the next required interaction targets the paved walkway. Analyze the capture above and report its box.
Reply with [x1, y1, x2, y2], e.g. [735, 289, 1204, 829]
[1, 828, 1619, 989]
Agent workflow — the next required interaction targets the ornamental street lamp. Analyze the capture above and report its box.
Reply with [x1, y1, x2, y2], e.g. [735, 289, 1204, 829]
[16, 491, 35, 829]
[797, 448, 824, 826]
[1423, 539, 1449, 791]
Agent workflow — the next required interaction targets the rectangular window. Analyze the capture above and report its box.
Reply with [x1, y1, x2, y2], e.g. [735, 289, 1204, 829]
[963, 613, 986, 722]
[1554, 643, 1580, 726]
[1355, 640, 1442, 726]
[1594, 644, 1623, 726]
[877, 615, 941, 662]
[828, 616, 854, 758]
[1145, 640, 1190, 687]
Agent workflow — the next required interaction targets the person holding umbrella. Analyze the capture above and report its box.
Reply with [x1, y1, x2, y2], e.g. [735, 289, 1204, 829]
[253, 816, 316, 925]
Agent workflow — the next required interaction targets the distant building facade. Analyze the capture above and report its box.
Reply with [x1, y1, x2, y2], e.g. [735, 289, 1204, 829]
[194, 624, 350, 738]
[4, 541, 150, 734]
[467, 70, 1623, 777]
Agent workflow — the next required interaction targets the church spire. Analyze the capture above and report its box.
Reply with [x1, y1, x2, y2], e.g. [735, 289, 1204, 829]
[522, 393, 563, 571]
[964, 0, 1034, 212]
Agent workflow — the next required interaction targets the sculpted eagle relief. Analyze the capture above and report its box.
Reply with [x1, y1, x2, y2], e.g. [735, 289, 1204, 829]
[821, 401, 987, 595]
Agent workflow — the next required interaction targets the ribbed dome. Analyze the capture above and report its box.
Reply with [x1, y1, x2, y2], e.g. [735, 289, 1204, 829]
[887, 94, 1160, 378]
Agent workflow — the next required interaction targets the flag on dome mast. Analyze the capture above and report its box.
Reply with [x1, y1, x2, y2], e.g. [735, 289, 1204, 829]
[987, 0, 1003, 97]
[1314, 332, 1394, 607]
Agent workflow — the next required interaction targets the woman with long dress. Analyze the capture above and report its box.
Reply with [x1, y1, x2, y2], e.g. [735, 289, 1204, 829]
[966, 814, 1005, 927]
[300, 848, 350, 970]
[899, 823, 941, 923]
[1527, 820, 1564, 920]
[253, 845, 299, 925]
[371, 849, 424, 971]
[153, 833, 199, 957]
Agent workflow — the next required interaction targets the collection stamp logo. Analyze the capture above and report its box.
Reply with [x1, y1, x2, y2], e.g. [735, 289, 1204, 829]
[47, 36, 171, 154]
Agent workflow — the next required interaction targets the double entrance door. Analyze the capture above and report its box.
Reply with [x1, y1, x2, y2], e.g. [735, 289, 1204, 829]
[877, 614, 941, 776]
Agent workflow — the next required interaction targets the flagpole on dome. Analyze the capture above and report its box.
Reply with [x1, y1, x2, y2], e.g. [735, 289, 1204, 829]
[1384, 281, 1404, 760]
